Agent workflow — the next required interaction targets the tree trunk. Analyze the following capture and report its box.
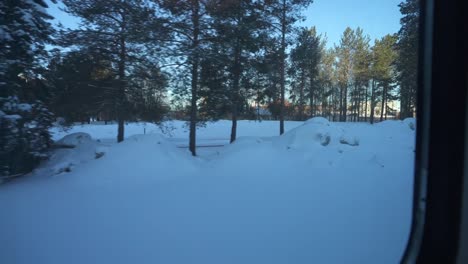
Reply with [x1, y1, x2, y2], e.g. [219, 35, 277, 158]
[370, 80, 376, 124]
[230, 104, 238, 143]
[256, 99, 260, 121]
[342, 84, 348, 122]
[357, 84, 361, 122]
[299, 70, 305, 120]
[385, 104, 388, 120]
[189, 1, 200, 156]
[380, 84, 386, 122]
[334, 89, 338, 121]
[117, 117, 124, 142]
[310, 80, 315, 118]
[351, 91, 356, 122]
[339, 86, 343, 121]
[117, 22, 126, 143]
[230, 37, 241, 143]
[364, 82, 369, 122]
[400, 85, 409, 119]
[279, 0, 286, 135]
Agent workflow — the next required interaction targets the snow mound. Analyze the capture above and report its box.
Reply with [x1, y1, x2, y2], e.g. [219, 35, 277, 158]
[37, 133, 107, 175]
[276, 124, 330, 149]
[339, 134, 360, 146]
[102, 134, 194, 167]
[275, 121, 356, 150]
[222, 136, 263, 153]
[304, 116, 330, 125]
[403, 118, 416, 131]
[110, 134, 190, 162]
[56, 132, 92, 147]
[71, 134, 197, 183]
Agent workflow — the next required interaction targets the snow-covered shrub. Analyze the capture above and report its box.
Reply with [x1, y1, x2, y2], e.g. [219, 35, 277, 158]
[0, 96, 53, 178]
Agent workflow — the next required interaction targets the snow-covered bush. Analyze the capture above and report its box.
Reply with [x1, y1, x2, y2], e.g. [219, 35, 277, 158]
[0, 96, 53, 178]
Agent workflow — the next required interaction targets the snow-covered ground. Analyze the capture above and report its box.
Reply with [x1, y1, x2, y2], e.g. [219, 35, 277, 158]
[0, 119, 416, 264]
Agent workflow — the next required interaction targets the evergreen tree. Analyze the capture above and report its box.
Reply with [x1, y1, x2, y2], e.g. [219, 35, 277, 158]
[370, 34, 398, 124]
[198, 51, 230, 121]
[61, 0, 165, 142]
[257, 38, 282, 108]
[265, 0, 313, 134]
[0, 0, 56, 178]
[209, 0, 267, 143]
[317, 47, 337, 120]
[352, 28, 371, 122]
[127, 61, 170, 123]
[158, 0, 214, 156]
[289, 27, 321, 120]
[396, 0, 419, 119]
[46, 49, 115, 124]
[335, 27, 355, 122]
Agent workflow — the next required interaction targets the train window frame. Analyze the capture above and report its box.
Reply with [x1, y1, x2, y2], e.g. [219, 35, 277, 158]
[400, 0, 467, 263]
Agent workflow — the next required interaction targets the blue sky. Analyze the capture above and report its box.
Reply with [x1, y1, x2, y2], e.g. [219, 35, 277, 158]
[300, 0, 402, 47]
[46, 0, 402, 48]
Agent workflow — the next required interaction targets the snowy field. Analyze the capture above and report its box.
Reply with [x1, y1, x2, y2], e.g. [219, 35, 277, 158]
[0, 118, 416, 264]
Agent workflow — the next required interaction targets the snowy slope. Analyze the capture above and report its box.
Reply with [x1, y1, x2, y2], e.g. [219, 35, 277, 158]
[0, 119, 416, 264]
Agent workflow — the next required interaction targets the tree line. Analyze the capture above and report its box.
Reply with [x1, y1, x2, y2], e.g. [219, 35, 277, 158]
[0, 0, 419, 177]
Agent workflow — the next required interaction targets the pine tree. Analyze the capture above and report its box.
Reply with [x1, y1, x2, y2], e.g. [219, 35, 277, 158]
[128, 62, 169, 123]
[370, 34, 398, 124]
[265, 0, 313, 134]
[257, 38, 282, 110]
[209, 0, 267, 143]
[46, 49, 115, 123]
[335, 27, 355, 122]
[289, 27, 321, 120]
[317, 47, 337, 120]
[352, 28, 371, 122]
[61, 0, 164, 142]
[198, 54, 230, 121]
[396, 0, 419, 119]
[0, 0, 56, 178]
[158, 0, 214, 156]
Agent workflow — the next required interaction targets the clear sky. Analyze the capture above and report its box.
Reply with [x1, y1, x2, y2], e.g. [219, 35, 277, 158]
[46, 0, 403, 48]
[300, 0, 402, 47]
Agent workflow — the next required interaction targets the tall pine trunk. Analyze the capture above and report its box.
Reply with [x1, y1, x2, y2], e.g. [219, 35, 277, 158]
[339, 86, 343, 121]
[189, 1, 200, 156]
[230, 39, 241, 143]
[230, 104, 238, 143]
[309, 82, 314, 118]
[370, 80, 376, 124]
[357, 84, 361, 122]
[342, 84, 348, 121]
[279, 0, 286, 135]
[117, 22, 126, 143]
[380, 83, 386, 122]
[351, 90, 356, 122]
[299, 70, 305, 120]
[364, 82, 369, 122]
